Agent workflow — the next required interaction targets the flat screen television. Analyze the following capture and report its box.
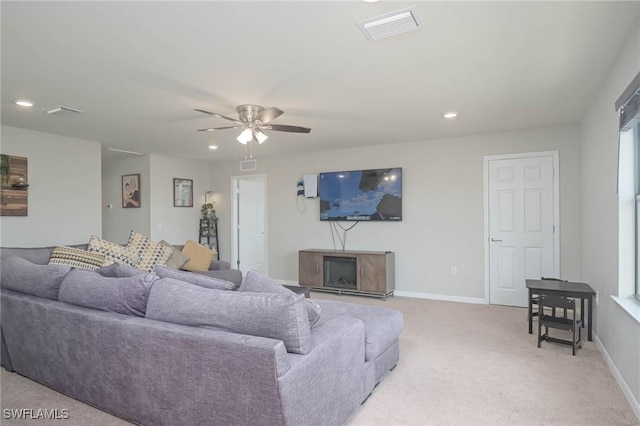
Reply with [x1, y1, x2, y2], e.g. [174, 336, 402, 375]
[319, 168, 402, 221]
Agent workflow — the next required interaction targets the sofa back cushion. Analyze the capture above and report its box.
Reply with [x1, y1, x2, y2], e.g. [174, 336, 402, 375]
[59, 269, 157, 317]
[146, 278, 311, 354]
[154, 265, 234, 290]
[240, 270, 321, 327]
[95, 263, 146, 278]
[0, 257, 71, 300]
[0, 245, 87, 265]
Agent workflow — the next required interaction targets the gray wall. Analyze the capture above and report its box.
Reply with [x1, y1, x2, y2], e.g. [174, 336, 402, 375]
[148, 154, 211, 245]
[580, 20, 640, 410]
[209, 124, 582, 300]
[0, 125, 102, 246]
[101, 154, 211, 246]
[101, 155, 151, 244]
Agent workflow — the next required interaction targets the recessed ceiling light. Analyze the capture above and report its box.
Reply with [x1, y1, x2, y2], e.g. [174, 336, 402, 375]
[443, 112, 458, 119]
[363, 0, 379, 2]
[208, 145, 218, 150]
[15, 100, 34, 107]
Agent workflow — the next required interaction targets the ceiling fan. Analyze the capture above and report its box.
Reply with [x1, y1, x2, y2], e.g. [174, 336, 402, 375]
[195, 104, 311, 145]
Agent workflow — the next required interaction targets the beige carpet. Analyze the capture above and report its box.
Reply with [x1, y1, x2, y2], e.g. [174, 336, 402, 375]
[1, 293, 638, 426]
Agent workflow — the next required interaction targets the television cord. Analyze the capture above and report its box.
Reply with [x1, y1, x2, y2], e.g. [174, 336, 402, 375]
[296, 196, 306, 213]
[330, 221, 359, 251]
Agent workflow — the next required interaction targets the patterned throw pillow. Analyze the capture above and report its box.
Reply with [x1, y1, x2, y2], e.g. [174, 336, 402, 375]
[87, 235, 140, 268]
[48, 246, 108, 271]
[181, 240, 215, 272]
[158, 240, 190, 270]
[126, 231, 173, 273]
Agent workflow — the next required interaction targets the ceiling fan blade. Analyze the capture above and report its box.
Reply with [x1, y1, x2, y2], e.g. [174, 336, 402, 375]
[197, 126, 243, 132]
[265, 124, 311, 133]
[194, 108, 241, 123]
[255, 107, 284, 124]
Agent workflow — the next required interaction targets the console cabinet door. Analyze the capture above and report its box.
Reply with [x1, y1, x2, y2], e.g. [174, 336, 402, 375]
[358, 254, 388, 293]
[299, 251, 323, 287]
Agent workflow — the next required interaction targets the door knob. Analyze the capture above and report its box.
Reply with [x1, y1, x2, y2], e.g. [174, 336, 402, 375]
[490, 238, 503, 242]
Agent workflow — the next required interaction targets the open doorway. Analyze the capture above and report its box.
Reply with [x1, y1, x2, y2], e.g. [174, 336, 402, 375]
[231, 175, 267, 276]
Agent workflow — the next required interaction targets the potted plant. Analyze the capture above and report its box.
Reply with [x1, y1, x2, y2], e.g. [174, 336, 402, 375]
[201, 202, 216, 220]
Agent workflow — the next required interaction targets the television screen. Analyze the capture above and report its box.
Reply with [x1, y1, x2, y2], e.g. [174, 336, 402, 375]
[319, 168, 402, 221]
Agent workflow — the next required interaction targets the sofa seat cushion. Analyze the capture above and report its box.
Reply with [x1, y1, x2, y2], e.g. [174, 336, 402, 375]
[314, 300, 403, 362]
[0, 257, 71, 300]
[146, 278, 311, 354]
[59, 269, 157, 317]
[154, 265, 234, 290]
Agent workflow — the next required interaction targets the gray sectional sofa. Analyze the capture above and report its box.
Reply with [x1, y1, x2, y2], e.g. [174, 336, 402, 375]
[0, 246, 403, 426]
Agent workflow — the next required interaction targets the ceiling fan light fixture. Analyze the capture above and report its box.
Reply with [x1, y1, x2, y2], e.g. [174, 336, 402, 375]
[254, 129, 268, 144]
[237, 128, 253, 145]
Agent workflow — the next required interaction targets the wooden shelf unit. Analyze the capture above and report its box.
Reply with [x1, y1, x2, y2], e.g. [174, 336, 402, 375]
[298, 249, 395, 300]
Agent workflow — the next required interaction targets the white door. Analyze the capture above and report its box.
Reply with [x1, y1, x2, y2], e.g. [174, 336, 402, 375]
[487, 153, 558, 307]
[233, 176, 266, 275]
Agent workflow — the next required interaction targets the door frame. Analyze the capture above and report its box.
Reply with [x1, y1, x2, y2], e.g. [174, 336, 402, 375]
[483, 150, 560, 304]
[230, 174, 268, 276]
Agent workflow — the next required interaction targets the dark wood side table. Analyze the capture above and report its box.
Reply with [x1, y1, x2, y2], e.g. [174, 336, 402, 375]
[526, 279, 596, 341]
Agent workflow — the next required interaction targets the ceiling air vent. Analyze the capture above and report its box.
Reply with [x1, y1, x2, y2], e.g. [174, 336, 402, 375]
[240, 159, 257, 172]
[356, 7, 421, 41]
[43, 106, 84, 115]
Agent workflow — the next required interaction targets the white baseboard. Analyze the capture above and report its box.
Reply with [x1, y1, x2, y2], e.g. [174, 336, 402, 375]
[394, 290, 487, 305]
[594, 334, 640, 421]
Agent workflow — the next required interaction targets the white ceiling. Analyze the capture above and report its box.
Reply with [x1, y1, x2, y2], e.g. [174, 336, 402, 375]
[2, 1, 638, 162]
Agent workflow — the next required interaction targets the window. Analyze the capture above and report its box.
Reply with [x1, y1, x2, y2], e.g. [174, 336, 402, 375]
[616, 71, 640, 303]
[635, 123, 640, 302]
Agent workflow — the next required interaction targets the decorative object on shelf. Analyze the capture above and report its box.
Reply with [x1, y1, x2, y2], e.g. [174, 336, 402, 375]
[201, 202, 216, 219]
[173, 178, 193, 207]
[11, 175, 29, 189]
[0, 154, 28, 216]
[199, 217, 219, 259]
[122, 174, 141, 208]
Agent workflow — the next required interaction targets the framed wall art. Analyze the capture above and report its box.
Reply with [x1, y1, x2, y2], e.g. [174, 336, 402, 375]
[122, 174, 140, 208]
[174, 178, 193, 207]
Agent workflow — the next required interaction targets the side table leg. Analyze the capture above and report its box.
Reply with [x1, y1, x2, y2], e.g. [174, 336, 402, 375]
[588, 296, 593, 342]
[528, 289, 533, 334]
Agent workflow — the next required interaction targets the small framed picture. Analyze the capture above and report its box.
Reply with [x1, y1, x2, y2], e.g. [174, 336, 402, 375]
[122, 174, 141, 208]
[173, 178, 193, 207]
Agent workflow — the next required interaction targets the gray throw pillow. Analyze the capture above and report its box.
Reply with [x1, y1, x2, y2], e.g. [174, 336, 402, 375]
[59, 269, 157, 317]
[0, 257, 71, 300]
[146, 278, 311, 354]
[154, 265, 234, 291]
[158, 240, 191, 270]
[239, 270, 321, 327]
[96, 263, 145, 278]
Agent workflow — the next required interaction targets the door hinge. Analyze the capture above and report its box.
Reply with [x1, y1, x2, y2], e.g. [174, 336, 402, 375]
[553, 168, 555, 177]
[553, 225, 556, 233]
[236, 188, 240, 194]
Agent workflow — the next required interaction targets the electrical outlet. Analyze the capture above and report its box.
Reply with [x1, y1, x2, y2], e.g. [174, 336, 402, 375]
[450, 266, 457, 275]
